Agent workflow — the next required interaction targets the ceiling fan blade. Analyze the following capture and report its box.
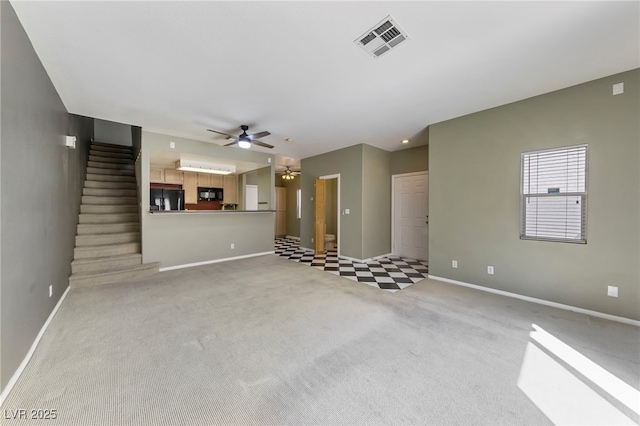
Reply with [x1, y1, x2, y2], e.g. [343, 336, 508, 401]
[252, 140, 274, 149]
[248, 131, 271, 140]
[207, 129, 237, 138]
[223, 140, 239, 147]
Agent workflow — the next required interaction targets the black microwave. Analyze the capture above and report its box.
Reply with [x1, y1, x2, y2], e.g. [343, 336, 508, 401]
[198, 187, 223, 201]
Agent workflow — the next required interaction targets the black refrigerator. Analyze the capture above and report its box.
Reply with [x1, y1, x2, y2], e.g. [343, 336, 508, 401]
[150, 189, 185, 211]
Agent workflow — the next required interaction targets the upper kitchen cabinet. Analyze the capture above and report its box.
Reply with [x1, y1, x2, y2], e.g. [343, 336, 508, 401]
[150, 167, 183, 184]
[150, 167, 164, 183]
[164, 169, 183, 184]
[210, 174, 223, 188]
[197, 173, 223, 188]
[223, 174, 238, 204]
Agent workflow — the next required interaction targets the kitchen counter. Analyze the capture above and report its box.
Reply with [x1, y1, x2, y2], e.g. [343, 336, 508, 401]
[149, 209, 275, 214]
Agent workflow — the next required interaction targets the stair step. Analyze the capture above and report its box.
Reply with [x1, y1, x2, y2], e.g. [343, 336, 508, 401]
[82, 195, 137, 205]
[89, 149, 133, 159]
[83, 187, 137, 197]
[84, 180, 137, 189]
[87, 161, 135, 171]
[87, 167, 135, 176]
[89, 155, 134, 164]
[71, 253, 142, 274]
[76, 232, 141, 247]
[90, 142, 133, 152]
[86, 173, 136, 183]
[79, 213, 139, 224]
[77, 222, 140, 235]
[80, 204, 138, 214]
[74, 242, 140, 259]
[70, 262, 160, 288]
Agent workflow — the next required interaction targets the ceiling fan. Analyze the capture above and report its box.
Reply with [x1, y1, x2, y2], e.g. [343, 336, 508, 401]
[207, 125, 273, 149]
[281, 166, 300, 180]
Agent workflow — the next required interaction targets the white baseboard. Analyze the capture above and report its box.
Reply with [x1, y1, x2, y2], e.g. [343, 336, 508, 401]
[159, 251, 274, 272]
[338, 254, 363, 263]
[372, 253, 394, 261]
[339, 253, 394, 263]
[428, 275, 640, 327]
[0, 286, 71, 406]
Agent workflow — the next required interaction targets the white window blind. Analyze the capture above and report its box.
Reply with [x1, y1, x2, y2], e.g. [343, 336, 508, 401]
[521, 145, 587, 243]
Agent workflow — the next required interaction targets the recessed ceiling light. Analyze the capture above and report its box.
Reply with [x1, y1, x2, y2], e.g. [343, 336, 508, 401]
[402, 139, 409, 144]
[285, 138, 293, 142]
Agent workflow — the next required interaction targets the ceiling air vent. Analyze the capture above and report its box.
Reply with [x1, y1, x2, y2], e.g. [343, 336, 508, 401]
[355, 15, 409, 59]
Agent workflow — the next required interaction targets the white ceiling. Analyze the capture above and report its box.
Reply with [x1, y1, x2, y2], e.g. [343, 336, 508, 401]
[11, 1, 640, 169]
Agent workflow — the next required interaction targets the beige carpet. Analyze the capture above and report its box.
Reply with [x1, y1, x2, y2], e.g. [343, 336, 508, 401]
[2, 254, 639, 425]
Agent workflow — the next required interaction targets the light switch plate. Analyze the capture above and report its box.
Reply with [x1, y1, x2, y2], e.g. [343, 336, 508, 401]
[487, 266, 494, 275]
[169, 141, 175, 149]
[65, 136, 76, 148]
[613, 82, 624, 95]
[452, 260, 458, 268]
[607, 286, 618, 297]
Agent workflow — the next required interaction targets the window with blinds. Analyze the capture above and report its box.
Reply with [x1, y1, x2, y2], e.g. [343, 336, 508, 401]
[521, 145, 587, 243]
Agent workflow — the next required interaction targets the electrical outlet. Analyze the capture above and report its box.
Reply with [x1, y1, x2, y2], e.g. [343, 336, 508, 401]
[311, 237, 314, 243]
[230, 243, 235, 249]
[49, 285, 52, 297]
[268, 158, 271, 163]
[452, 260, 458, 268]
[487, 266, 494, 275]
[607, 286, 618, 297]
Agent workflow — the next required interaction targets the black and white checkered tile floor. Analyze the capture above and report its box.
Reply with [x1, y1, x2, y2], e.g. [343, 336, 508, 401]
[274, 237, 428, 292]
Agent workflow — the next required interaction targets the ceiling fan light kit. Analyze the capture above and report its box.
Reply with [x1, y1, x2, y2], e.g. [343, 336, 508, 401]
[281, 166, 299, 180]
[207, 125, 274, 149]
[238, 138, 251, 149]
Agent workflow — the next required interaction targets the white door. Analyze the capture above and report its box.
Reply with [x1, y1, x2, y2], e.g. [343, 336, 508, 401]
[245, 185, 258, 210]
[393, 173, 428, 261]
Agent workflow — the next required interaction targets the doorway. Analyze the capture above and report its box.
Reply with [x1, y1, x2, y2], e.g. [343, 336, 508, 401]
[314, 174, 340, 256]
[392, 172, 428, 261]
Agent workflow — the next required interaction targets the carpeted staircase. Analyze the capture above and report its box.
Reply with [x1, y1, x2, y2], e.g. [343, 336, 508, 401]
[69, 141, 159, 288]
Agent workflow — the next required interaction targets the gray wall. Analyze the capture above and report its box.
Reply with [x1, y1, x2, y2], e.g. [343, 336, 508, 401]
[143, 213, 275, 268]
[140, 131, 275, 268]
[1, 2, 93, 392]
[362, 144, 391, 259]
[429, 69, 640, 321]
[94, 119, 132, 146]
[301, 145, 363, 258]
[390, 144, 429, 176]
[301, 144, 395, 260]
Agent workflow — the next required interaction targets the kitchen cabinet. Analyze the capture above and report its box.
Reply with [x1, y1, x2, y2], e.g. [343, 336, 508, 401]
[150, 167, 164, 183]
[223, 174, 238, 204]
[164, 169, 183, 184]
[196, 173, 211, 187]
[275, 186, 286, 236]
[183, 172, 198, 204]
[197, 173, 223, 188]
[210, 174, 223, 188]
